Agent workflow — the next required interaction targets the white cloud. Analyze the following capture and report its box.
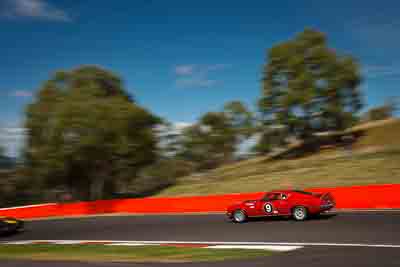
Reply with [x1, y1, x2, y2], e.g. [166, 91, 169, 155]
[167, 121, 192, 135]
[175, 65, 195, 76]
[1, 0, 71, 22]
[236, 134, 260, 156]
[174, 122, 192, 131]
[155, 121, 192, 137]
[174, 64, 230, 88]
[11, 90, 33, 98]
[2, 127, 27, 135]
[155, 122, 192, 155]
[0, 127, 27, 157]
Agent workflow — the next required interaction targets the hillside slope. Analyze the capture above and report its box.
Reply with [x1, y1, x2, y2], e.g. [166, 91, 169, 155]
[159, 118, 400, 196]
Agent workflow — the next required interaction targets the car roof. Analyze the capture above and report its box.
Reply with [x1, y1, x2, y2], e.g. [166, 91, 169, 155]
[267, 190, 293, 194]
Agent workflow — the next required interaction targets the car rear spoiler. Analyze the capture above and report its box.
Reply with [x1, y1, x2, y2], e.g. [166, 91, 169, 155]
[318, 192, 335, 205]
[312, 191, 334, 200]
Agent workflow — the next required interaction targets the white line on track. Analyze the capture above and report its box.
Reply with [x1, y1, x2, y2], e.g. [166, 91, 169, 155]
[108, 243, 153, 247]
[3, 240, 400, 248]
[211, 245, 303, 251]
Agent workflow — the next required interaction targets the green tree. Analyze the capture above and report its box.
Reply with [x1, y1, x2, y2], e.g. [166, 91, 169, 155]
[253, 126, 289, 154]
[25, 66, 160, 200]
[0, 145, 4, 158]
[0, 138, 15, 170]
[176, 102, 256, 170]
[223, 101, 254, 138]
[0, 145, 6, 169]
[200, 112, 237, 163]
[364, 99, 397, 122]
[259, 29, 362, 139]
[178, 112, 236, 170]
[0, 127, 5, 157]
[131, 159, 194, 197]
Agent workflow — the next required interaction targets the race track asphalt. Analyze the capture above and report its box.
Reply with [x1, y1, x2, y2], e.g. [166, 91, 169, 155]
[1, 211, 400, 266]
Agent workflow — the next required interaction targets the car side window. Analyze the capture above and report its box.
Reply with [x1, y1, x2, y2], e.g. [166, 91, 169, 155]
[263, 193, 288, 201]
[264, 193, 279, 201]
[262, 193, 271, 201]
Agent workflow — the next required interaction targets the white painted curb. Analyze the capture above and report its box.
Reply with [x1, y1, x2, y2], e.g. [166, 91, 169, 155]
[2, 240, 400, 249]
[211, 245, 303, 251]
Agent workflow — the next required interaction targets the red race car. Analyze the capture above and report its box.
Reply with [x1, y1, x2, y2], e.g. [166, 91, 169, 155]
[227, 190, 335, 223]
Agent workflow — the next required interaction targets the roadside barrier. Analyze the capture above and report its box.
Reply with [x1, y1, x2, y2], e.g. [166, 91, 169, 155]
[1, 184, 399, 219]
[307, 184, 400, 209]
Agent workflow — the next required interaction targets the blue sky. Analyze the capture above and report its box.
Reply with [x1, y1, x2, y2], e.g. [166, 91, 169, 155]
[1, 0, 400, 155]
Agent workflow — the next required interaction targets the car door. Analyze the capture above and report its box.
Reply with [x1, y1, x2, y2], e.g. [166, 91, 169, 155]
[243, 200, 259, 216]
[256, 193, 280, 216]
[275, 193, 290, 215]
[256, 193, 290, 216]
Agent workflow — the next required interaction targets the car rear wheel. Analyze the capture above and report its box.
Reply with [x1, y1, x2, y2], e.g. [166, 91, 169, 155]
[292, 206, 308, 221]
[232, 210, 247, 223]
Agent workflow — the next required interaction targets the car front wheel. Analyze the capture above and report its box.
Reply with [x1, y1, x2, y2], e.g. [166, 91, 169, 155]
[232, 210, 247, 223]
[292, 206, 308, 221]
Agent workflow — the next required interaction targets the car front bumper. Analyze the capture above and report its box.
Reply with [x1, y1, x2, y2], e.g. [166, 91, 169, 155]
[0, 220, 24, 234]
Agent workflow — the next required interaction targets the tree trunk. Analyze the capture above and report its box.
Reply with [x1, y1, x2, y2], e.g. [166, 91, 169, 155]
[89, 176, 106, 201]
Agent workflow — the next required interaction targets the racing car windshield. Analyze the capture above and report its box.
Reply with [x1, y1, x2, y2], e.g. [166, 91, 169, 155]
[293, 190, 314, 195]
[262, 193, 281, 201]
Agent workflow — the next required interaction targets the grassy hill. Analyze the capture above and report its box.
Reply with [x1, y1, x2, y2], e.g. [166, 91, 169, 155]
[158, 118, 400, 196]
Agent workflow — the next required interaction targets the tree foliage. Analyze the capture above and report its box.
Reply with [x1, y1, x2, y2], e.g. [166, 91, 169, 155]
[259, 29, 362, 139]
[0, 140, 15, 170]
[25, 66, 161, 200]
[131, 159, 194, 197]
[363, 99, 397, 122]
[178, 101, 255, 170]
[178, 113, 235, 170]
[0, 145, 4, 162]
[223, 101, 254, 138]
[253, 126, 289, 154]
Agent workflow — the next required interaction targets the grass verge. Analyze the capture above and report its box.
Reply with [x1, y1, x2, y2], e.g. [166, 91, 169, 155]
[0, 245, 273, 263]
[159, 148, 400, 196]
[158, 119, 400, 196]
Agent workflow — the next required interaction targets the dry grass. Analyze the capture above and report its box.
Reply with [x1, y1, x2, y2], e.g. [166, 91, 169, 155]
[158, 119, 400, 196]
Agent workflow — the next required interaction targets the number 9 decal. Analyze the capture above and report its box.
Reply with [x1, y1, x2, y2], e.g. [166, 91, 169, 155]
[264, 203, 273, 213]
